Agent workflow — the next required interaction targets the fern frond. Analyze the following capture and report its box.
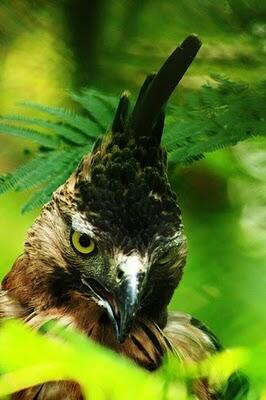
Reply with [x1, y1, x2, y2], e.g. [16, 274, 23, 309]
[0, 145, 91, 198]
[0, 79, 265, 212]
[164, 77, 266, 165]
[21, 148, 86, 213]
[21, 176, 61, 213]
[0, 155, 47, 195]
[71, 89, 117, 130]
[0, 124, 59, 149]
[15, 151, 74, 192]
[20, 101, 103, 138]
[1, 115, 88, 146]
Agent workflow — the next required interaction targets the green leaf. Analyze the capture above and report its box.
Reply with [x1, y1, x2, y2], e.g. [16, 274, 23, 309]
[0, 320, 163, 400]
[21, 101, 103, 138]
[164, 77, 266, 165]
[1, 115, 89, 145]
[0, 320, 264, 399]
[21, 147, 89, 213]
[0, 124, 59, 149]
[0, 154, 51, 195]
[15, 150, 74, 192]
[1, 78, 265, 211]
[71, 88, 118, 130]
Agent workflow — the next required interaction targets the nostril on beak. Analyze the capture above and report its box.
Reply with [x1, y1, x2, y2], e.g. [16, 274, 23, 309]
[116, 255, 147, 286]
[116, 268, 124, 282]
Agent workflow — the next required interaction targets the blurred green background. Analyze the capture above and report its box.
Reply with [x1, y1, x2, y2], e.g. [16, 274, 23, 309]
[0, 0, 265, 379]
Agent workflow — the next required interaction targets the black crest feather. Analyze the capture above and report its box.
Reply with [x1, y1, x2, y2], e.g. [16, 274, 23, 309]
[112, 91, 130, 133]
[128, 34, 202, 142]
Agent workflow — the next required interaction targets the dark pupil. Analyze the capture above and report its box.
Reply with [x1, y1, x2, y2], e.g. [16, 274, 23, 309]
[79, 234, 91, 248]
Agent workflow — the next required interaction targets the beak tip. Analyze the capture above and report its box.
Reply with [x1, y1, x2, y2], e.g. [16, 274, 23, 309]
[117, 333, 126, 344]
[109, 269, 145, 344]
[116, 323, 130, 344]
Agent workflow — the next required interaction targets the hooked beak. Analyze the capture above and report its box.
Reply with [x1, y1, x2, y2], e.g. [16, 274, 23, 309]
[114, 269, 145, 342]
[81, 256, 146, 343]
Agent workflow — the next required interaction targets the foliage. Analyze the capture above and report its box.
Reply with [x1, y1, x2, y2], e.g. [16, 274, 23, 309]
[0, 76, 265, 213]
[0, 319, 264, 400]
[165, 76, 266, 163]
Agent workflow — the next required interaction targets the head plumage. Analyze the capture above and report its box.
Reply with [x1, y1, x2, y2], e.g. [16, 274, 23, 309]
[57, 35, 201, 253]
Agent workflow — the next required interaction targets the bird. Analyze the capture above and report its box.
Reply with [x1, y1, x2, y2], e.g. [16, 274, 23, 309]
[0, 35, 248, 399]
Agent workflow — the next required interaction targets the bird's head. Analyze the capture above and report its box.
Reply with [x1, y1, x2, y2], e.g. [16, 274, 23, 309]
[23, 35, 201, 343]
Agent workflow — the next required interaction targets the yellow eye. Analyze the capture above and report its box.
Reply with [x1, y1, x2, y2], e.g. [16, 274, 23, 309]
[71, 230, 95, 255]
